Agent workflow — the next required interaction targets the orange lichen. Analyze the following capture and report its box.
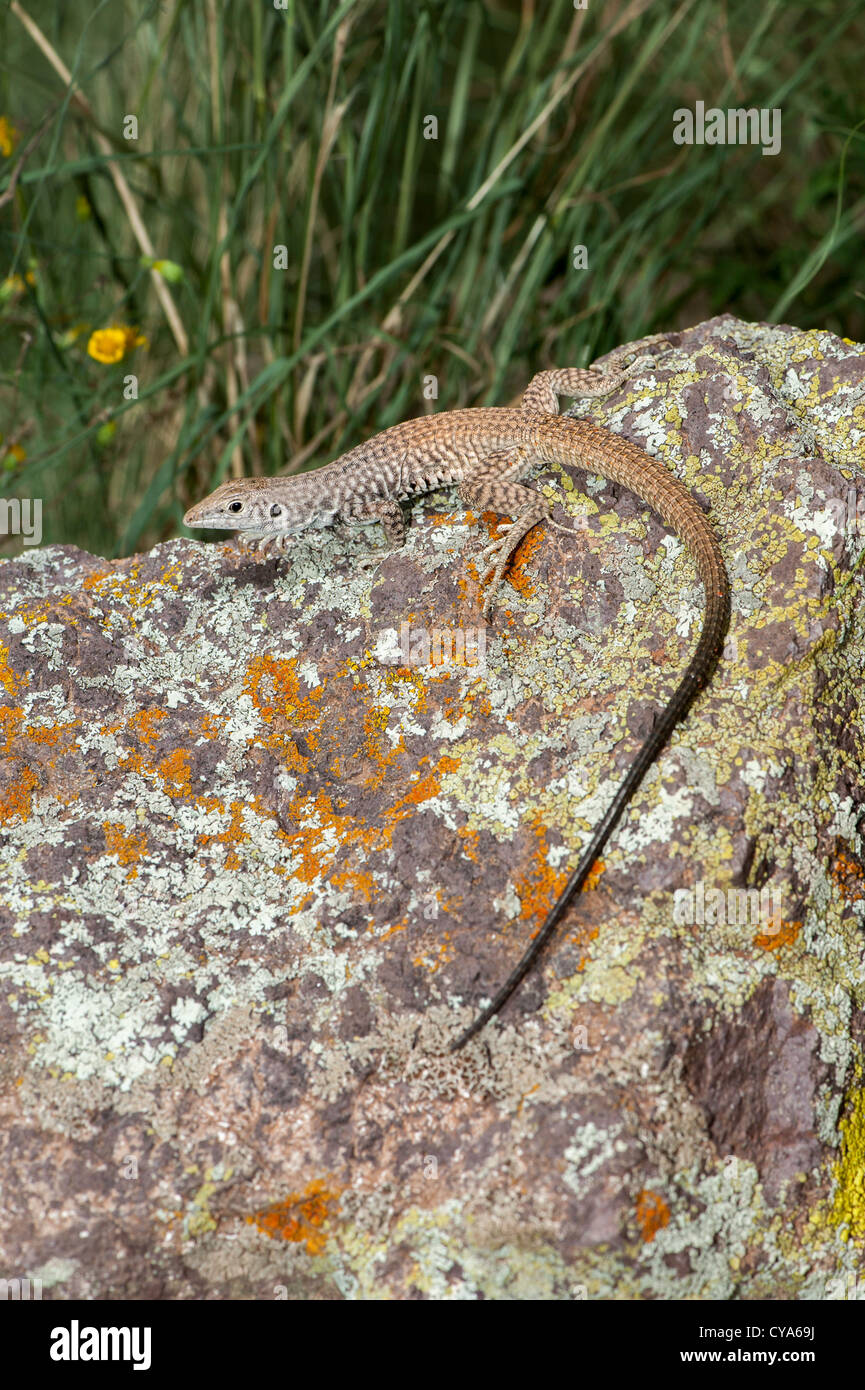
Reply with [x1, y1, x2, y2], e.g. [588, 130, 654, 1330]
[442, 683, 492, 725]
[501, 523, 545, 599]
[0, 707, 82, 821]
[156, 748, 193, 798]
[247, 1179, 339, 1255]
[245, 654, 324, 726]
[635, 1189, 670, 1242]
[271, 751, 465, 898]
[753, 919, 802, 951]
[382, 667, 430, 713]
[81, 570, 114, 590]
[830, 848, 865, 904]
[583, 858, 605, 892]
[390, 755, 461, 813]
[3, 601, 50, 628]
[515, 856, 570, 925]
[0, 643, 26, 696]
[377, 917, 408, 941]
[361, 703, 394, 762]
[116, 749, 145, 776]
[277, 789, 356, 884]
[455, 824, 481, 864]
[514, 824, 603, 924]
[129, 709, 168, 746]
[76, 564, 179, 625]
[0, 704, 24, 753]
[473, 513, 545, 601]
[413, 926, 456, 973]
[0, 765, 38, 825]
[103, 822, 148, 878]
[330, 864, 376, 901]
[197, 798, 257, 870]
[22, 724, 71, 747]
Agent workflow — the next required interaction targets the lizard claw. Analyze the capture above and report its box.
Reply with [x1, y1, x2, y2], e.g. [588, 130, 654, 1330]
[480, 529, 513, 561]
[257, 533, 283, 554]
[477, 511, 548, 617]
[478, 553, 511, 618]
[621, 353, 654, 377]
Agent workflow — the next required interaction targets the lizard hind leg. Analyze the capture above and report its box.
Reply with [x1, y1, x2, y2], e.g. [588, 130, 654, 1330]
[521, 348, 665, 417]
[459, 466, 551, 618]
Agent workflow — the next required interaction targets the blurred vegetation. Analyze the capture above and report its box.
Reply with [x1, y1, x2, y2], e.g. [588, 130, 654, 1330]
[0, 0, 863, 557]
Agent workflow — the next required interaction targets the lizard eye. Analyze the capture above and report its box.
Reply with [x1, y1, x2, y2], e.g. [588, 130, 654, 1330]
[270, 504, 282, 517]
[228, 501, 243, 513]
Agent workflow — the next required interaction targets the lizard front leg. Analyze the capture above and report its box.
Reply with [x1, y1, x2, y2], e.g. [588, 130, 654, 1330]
[340, 497, 407, 570]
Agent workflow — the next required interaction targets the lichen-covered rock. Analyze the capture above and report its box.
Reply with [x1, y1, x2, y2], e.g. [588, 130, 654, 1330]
[1, 315, 864, 1299]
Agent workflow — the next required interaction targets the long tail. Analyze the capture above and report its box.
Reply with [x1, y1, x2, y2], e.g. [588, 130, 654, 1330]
[450, 579, 730, 1051]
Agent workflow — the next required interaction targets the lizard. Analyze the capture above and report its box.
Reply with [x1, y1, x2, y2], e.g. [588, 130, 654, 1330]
[183, 337, 731, 1052]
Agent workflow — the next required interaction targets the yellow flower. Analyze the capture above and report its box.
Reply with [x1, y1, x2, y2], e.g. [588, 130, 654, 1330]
[87, 325, 147, 364]
[87, 328, 126, 364]
[2, 442, 26, 470]
[0, 116, 18, 158]
[0, 268, 36, 302]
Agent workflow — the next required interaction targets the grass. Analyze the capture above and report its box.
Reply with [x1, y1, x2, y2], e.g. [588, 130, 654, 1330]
[1, 0, 864, 558]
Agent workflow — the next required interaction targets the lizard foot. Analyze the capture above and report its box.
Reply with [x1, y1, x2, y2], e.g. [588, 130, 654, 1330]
[478, 513, 548, 617]
[478, 542, 522, 619]
[478, 523, 516, 559]
[357, 552, 383, 573]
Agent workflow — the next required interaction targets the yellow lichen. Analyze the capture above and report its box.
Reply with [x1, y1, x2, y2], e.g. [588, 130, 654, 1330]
[831, 1084, 865, 1241]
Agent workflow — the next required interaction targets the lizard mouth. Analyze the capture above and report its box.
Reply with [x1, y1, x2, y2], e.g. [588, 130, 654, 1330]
[182, 506, 240, 529]
[182, 506, 223, 528]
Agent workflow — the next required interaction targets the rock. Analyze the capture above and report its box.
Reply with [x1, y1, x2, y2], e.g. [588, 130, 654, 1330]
[1, 315, 864, 1299]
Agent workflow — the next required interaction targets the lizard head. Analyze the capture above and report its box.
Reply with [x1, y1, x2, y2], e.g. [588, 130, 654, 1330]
[183, 477, 338, 539]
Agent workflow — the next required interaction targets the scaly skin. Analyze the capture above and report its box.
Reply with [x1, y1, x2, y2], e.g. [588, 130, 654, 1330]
[184, 346, 731, 1049]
